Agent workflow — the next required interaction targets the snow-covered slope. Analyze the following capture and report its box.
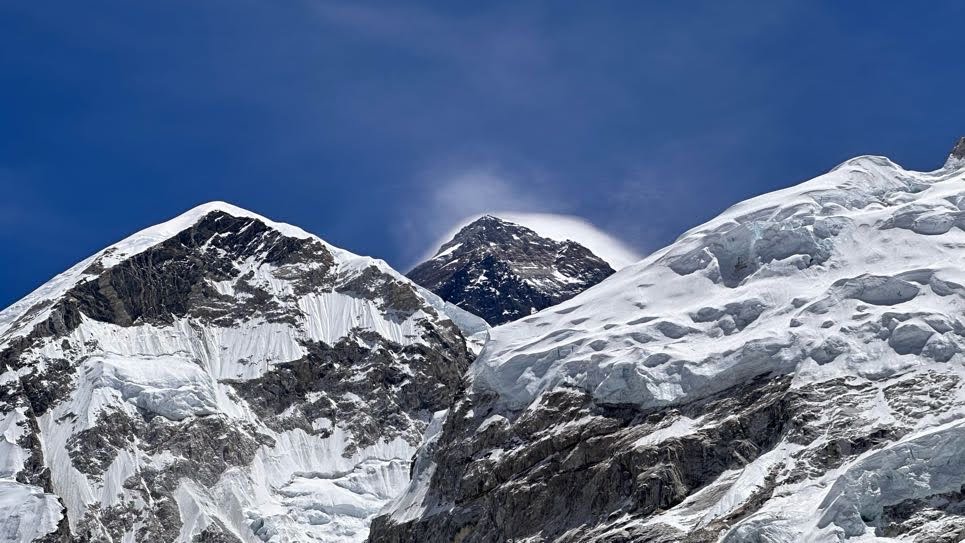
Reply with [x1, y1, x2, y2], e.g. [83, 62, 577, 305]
[408, 215, 616, 326]
[0, 202, 486, 543]
[372, 145, 965, 542]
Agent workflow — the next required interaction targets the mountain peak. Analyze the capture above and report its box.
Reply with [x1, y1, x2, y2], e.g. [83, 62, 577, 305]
[150, 201, 315, 244]
[947, 136, 965, 167]
[171, 200, 270, 224]
[454, 213, 516, 232]
[409, 215, 614, 325]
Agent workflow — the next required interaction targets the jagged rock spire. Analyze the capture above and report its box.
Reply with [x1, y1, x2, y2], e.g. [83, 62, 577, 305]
[407, 215, 614, 325]
[946, 136, 965, 168]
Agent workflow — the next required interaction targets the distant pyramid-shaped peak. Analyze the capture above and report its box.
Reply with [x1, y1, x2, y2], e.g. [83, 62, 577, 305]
[945, 136, 965, 168]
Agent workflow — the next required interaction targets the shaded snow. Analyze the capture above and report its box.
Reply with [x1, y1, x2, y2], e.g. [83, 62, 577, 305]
[0, 481, 64, 543]
[89, 355, 219, 421]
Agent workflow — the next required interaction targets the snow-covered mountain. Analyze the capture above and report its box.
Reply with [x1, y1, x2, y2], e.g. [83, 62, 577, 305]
[408, 215, 616, 325]
[0, 202, 487, 543]
[372, 143, 965, 542]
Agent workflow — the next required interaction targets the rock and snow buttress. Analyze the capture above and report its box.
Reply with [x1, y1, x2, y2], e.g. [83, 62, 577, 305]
[370, 141, 965, 542]
[407, 215, 615, 326]
[0, 202, 487, 542]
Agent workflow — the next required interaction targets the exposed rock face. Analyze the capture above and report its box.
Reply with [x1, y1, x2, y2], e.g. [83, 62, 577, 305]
[372, 155, 965, 541]
[371, 376, 794, 543]
[948, 136, 965, 166]
[0, 202, 485, 542]
[408, 215, 615, 325]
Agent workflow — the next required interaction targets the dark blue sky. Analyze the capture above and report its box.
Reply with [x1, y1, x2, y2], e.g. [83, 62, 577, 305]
[3, 1, 965, 309]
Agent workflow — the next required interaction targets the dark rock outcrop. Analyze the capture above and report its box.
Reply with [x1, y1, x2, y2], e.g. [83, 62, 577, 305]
[948, 136, 965, 165]
[369, 372, 953, 542]
[227, 327, 471, 455]
[370, 376, 794, 542]
[408, 216, 615, 325]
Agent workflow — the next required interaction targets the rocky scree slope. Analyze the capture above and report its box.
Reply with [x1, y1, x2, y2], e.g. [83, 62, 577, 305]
[407, 215, 615, 326]
[372, 142, 965, 542]
[0, 202, 486, 543]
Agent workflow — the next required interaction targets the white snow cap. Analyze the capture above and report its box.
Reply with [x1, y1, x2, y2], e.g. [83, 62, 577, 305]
[426, 212, 642, 270]
[118, 200, 316, 250]
[0, 201, 324, 335]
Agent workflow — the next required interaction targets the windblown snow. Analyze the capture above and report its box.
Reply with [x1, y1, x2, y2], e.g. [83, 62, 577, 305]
[472, 156, 965, 413]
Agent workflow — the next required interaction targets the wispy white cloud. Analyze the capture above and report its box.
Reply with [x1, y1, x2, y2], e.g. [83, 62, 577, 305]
[394, 164, 546, 265]
[307, 1, 807, 270]
[427, 169, 548, 222]
[394, 160, 646, 270]
[496, 212, 642, 269]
